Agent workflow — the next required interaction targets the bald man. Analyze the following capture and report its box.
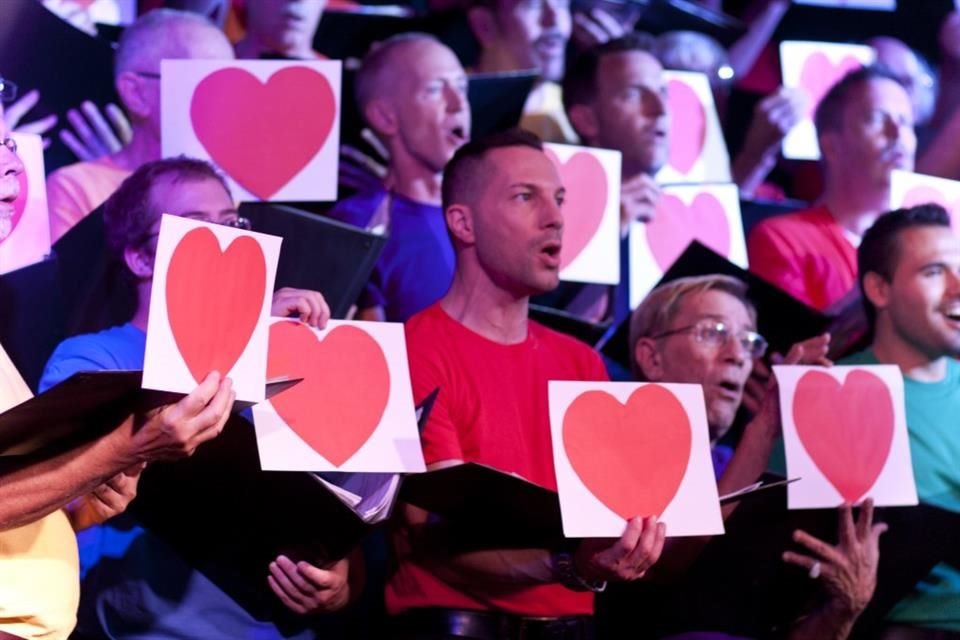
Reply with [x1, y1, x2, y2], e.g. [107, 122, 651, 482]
[330, 33, 471, 322]
[45, 9, 234, 242]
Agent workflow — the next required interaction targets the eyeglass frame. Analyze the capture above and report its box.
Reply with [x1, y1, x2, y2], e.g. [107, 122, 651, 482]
[650, 318, 769, 359]
[0, 137, 17, 154]
[132, 213, 253, 249]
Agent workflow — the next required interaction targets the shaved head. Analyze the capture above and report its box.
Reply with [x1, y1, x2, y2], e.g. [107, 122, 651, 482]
[355, 33, 451, 110]
[114, 8, 234, 77]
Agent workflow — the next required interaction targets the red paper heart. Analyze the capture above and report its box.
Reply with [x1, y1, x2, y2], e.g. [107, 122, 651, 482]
[166, 227, 266, 383]
[190, 66, 336, 200]
[902, 186, 960, 231]
[563, 385, 692, 519]
[0, 171, 28, 244]
[799, 53, 863, 117]
[645, 192, 731, 271]
[666, 79, 706, 174]
[793, 369, 895, 503]
[267, 322, 390, 466]
[545, 149, 608, 269]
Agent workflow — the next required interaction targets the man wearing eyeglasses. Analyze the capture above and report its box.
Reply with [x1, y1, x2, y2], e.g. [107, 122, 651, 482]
[612, 274, 886, 639]
[45, 9, 234, 243]
[39, 157, 346, 639]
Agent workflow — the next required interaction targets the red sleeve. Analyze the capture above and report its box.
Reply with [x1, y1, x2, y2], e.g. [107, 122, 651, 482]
[747, 221, 814, 308]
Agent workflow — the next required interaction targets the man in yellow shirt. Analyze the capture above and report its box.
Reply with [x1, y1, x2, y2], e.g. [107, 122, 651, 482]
[0, 104, 235, 640]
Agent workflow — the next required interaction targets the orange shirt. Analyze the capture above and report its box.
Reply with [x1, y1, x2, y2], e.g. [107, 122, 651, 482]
[45, 156, 130, 243]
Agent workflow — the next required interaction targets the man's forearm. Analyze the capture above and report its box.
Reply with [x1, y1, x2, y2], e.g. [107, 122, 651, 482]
[0, 418, 134, 531]
[788, 602, 859, 640]
[429, 548, 556, 589]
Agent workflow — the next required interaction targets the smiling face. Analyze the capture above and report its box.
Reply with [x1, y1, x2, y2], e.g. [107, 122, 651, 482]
[871, 225, 960, 362]
[637, 289, 755, 439]
[0, 105, 24, 241]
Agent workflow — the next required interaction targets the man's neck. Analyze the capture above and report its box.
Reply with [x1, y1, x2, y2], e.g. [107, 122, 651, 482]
[131, 293, 150, 333]
[821, 178, 890, 237]
[441, 262, 530, 344]
[871, 324, 948, 383]
[387, 155, 443, 206]
[111, 127, 160, 172]
[235, 36, 312, 60]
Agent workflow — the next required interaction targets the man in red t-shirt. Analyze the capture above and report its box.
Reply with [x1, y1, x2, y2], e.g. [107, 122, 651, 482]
[386, 129, 665, 639]
[748, 66, 916, 311]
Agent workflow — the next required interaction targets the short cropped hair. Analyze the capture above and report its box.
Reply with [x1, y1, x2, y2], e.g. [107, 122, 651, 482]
[629, 275, 756, 379]
[562, 33, 657, 113]
[441, 128, 543, 211]
[813, 65, 906, 137]
[858, 204, 951, 327]
[354, 32, 443, 112]
[114, 8, 224, 77]
[104, 157, 231, 258]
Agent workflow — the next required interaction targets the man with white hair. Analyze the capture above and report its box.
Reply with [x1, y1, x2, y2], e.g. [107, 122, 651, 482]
[45, 9, 234, 242]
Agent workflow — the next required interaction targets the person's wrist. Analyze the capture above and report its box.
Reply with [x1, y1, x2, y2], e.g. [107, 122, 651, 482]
[553, 551, 607, 592]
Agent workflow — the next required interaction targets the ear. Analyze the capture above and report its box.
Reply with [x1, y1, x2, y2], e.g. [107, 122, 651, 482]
[445, 203, 475, 245]
[116, 71, 149, 120]
[467, 6, 498, 47]
[818, 130, 839, 167]
[862, 271, 891, 312]
[124, 244, 155, 280]
[364, 98, 399, 137]
[634, 337, 666, 381]
[567, 103, 599, 143]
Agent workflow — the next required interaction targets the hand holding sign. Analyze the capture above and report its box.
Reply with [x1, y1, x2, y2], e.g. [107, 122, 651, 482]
[549, 381, 723, 538]
[774, 365, 917, 509]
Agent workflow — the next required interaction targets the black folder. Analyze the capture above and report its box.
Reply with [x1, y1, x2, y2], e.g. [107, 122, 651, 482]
[0, 370, 299, 456]
[400, 462, 566, 550]
[597, 241, 832, 371]
[0, 256, 66, 391]
[239, 202, 387, 319]
[130, 391, 437, 621]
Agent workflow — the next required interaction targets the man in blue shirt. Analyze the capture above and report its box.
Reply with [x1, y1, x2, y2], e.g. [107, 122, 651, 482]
[41, 157, 350, 639]
[330, 33, 469, 322]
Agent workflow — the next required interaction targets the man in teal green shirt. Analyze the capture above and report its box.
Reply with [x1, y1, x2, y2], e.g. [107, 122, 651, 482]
[851, 203, 960, 636]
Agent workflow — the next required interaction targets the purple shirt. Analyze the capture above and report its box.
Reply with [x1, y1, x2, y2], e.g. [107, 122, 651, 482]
[329, 189, 454, 322]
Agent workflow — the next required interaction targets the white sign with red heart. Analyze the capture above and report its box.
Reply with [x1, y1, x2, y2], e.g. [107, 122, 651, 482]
[629, 183, 746, 309]
[780, 41, 876, 161]
[545, 143, 622, 285]
[890, 169, 960, 231]
[161, 59, 342, 203]
[657, 71, 731, 185]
